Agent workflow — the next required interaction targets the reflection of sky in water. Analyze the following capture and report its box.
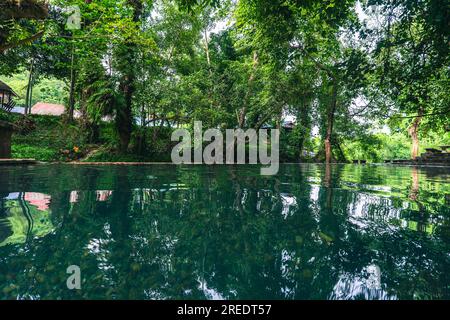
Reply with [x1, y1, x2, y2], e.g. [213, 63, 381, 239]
[330, 265, 397, 300]
[2, 192, 52, 212]
[0, 164, 448, 299]
[24, 192, 51, 211]
[0, 192, 53, 247]
[281, 194, 296, 219]
[198, 278, 225, 300]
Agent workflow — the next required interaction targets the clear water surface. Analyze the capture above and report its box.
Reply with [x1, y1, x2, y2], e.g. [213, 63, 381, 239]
[0, 164, 449, 300]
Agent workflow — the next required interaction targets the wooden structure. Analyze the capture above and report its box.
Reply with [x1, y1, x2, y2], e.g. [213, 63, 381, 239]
[385, 146, 450, 166]
[0, 159, 37, 165]
[0, 81, 36, 163]
[0, 81, 19, 159]
[0, 80, 18, 112]
[414, 147, 450, 165]
[439, 145, 450, 152]
[0, 120, 15, 158]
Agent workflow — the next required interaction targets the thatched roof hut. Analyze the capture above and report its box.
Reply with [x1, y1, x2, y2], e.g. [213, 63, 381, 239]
[0, 80, 18, 112]
[0, 81, 18, 96]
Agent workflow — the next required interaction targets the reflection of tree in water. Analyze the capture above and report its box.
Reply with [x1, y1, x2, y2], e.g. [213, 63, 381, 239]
[334, 166, 450, 299]
[0, 193, 12, 244]
[0, 164, 449, 299]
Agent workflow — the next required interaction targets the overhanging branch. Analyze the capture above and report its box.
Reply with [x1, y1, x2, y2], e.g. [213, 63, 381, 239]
[0, 31, 44, 53]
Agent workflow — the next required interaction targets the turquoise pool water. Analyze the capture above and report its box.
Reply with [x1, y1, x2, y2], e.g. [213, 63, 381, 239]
[0, 164, 449, 299]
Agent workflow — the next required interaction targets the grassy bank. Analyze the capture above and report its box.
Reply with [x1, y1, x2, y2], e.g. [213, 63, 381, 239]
[2, 112, 448, 163]
[10, 114, 91, 161]
[3, 112, 173, 162]
[6, 114, 302, 163]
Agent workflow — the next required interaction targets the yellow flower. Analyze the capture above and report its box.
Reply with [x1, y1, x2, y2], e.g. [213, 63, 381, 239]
[73, 146, 80, 153]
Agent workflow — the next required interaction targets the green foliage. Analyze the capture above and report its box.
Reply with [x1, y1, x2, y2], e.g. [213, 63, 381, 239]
[11, 144, 57, 161]
[10, 114, 88, 161]
[2, 0, 448, 162]
[0, 110, 14, 122]
[85, 126, 175, 162]
[0, 73, 67, 106]
[343, 131, 450, 162]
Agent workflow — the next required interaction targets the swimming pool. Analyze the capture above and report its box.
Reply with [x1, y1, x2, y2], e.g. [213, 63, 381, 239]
[0, 164, 449, 299]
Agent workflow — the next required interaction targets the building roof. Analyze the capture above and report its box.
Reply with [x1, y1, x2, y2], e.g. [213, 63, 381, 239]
[30, 102, 81, 118]
[31, 102, 66, 116]
[0, 80, 18, 97]
[24, 192, 51, 211]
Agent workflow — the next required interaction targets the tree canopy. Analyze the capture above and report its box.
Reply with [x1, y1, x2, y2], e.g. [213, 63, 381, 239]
[0, 0, 448, 163]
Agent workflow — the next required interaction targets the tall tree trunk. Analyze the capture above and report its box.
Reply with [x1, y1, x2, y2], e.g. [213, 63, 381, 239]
[324, 163, 333, 209]
[25, 60, 34, 115]
[408, 108, 423, 160]
[409, 167, 419, 201]
[325, 80, 338, 164]
[68, 43, 76, 121]
[203, 29, 212, 76]
[297, 100, 311, 160]
[203, 28, 217, 110]
[239, 51, 258, 128]
[116, 0, 143, 153]
[118, 76, 133, 153]
[137, 102, 146, 155]
[29, 79, 34, 110]
[334, 138, 347, 163]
